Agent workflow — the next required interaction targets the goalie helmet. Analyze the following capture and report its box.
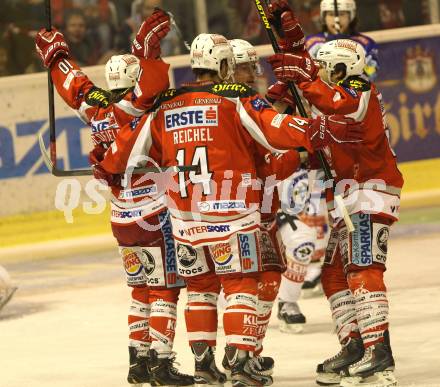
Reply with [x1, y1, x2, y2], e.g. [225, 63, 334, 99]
[105, 54, 140, 90]
[320, 0, 357, 22]
[190, 33, 235, 81]
[316, 39, 365, 82]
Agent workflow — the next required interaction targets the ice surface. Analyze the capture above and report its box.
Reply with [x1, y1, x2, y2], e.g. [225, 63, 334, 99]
[1, 232, 440, 386]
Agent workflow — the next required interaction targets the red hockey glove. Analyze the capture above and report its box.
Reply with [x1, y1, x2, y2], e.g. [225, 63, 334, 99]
[266, 81, 296, 111]
[267, 52, 318, 84]
[268, 0, 305, 52]
[131, 8, 170, 59]
[89, 145, 121, 186]
[307, 115, 364, 150]
[35, 27, 69, 68]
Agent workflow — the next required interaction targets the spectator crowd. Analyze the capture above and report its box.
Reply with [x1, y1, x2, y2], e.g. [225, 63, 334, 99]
[0, 0, 433, 77]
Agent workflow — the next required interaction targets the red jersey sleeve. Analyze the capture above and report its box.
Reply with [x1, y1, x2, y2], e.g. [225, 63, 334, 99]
[100, 112, 162, 174]
[298, 77, 361, 115]
[237, 95, 313, 153]
[132, 58, 170, 111]
[256, 148, 301, 182]
[50, 57, 96, 121]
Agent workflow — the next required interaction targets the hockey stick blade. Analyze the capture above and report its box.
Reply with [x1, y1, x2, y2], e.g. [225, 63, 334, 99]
[38, 132, 198, 176]
[335, 194, 355, 232]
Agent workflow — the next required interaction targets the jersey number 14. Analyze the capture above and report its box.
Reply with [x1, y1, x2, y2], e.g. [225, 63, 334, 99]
[176, 147, 212, 198]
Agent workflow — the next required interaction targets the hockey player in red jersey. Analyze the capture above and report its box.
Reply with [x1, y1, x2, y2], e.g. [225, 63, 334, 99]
[268, 38, 403, 387]
[97, 33, 363, 386]
[226, 37, 309, 371]
[35, 10, 194, 386]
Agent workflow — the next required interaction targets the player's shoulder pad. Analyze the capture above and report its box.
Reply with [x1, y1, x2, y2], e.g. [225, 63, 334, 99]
[352, 33, 377, 50]
[208, 82, 257, 98]
[305, 33, 326, 47]
[149, 88, 182, 111]
[340, 76, 371, 95]
[85, 86, 111, 108]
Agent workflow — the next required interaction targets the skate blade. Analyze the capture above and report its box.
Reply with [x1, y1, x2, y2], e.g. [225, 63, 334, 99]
[315, 372, 341, 385]
[340, 370, 397, 387]
[232, 376, 273, 386]
[279, 321, 305, 334]
[195, 383, 224, 387]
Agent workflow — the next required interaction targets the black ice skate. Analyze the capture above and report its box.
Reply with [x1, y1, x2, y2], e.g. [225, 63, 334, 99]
[191, 342, 226, 386]
[301, 270, 323, 299]
[127, 346, 150, 386]
[277, 301, 306, 333]
[316, 337, 364, 386]
[222, 353, 274, 378]
[340, 331, 397, 387]
[148, 349, 195, 386]
[224, 345, 273, 387]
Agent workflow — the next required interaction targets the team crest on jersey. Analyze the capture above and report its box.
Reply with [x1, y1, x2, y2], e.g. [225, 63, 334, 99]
[250, 97, 270, 111]
[211, 243, 234, 266]
[293, 242, 314, 263]
[176, 244, 197, 267]
[404, 45, 437, 93]
[141, 249, 156, 276]
[122, 248, 143, 276]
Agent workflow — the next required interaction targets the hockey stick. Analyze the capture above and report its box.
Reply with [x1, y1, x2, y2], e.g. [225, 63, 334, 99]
[42, 0, 102, 176]
[45, 0, 57, 167]
[333, 0, 341, 34]
[38, 131, 197, 175]
[167, 11, 191, 51]
[253, 0, 354, 232]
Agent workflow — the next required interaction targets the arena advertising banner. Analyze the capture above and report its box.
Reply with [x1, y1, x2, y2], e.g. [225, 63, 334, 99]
[0, 30, 439, 215]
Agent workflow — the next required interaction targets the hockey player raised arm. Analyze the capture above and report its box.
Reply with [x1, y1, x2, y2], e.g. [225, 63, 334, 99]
[267, 42, 367, 118]
[34, 10, 171, 126]
[268, 0, 306, 53]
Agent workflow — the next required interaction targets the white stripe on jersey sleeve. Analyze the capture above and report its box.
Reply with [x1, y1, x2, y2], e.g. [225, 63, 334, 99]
[126, 113, 154, 169]
[116, 99, 146, 117]
[346, 90, 371, 122]
[230, 97, 287, 154]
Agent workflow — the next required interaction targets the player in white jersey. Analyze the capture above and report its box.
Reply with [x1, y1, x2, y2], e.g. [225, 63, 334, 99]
[262, 1, 327, 333]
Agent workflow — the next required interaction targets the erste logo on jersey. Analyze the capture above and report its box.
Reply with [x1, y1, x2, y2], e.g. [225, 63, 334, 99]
[165, 105, 218, 131]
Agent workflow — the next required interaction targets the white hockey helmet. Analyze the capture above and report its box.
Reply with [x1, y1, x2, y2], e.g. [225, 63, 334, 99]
[320, 0, 357, 22]
[229, 39, 258, 64]
[190, 33, 235, 81]
[105, 54, 140, 90]
[316, 39, 365, 82]
[229, 38, 262, 76]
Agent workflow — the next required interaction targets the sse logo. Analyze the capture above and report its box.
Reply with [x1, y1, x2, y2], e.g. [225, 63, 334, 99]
[164, 105, 218, 131]
[122, 248, 143, 276]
